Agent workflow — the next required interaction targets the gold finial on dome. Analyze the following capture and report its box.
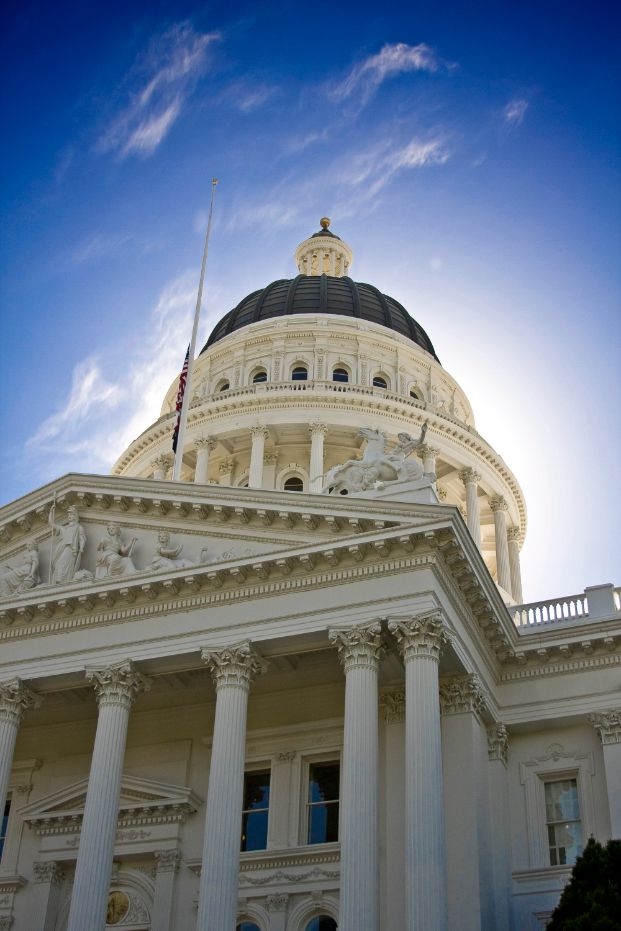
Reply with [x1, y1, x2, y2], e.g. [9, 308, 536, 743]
[320, 217, 331, 230]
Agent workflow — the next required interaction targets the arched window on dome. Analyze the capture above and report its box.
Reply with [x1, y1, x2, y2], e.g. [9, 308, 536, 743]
[332, 366, 349, 383]
[304, 918, 338, 931]
[237, 923, 261, 931]
[372, 373, 390, 390]
[251, 369, 268, 384]
[291, 365, 308, 381]
[283, 475, 304, 493]
[214, 379, 230, 393]
[409, 386, 423, 401]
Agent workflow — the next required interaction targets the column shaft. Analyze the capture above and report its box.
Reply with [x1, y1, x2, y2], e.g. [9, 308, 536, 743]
[0, 679, 39, 820]
[309, 424, 327, 493]
[490, 498, 512, 594]
[249, 427, 268, 488]
[589, 712, 621, 836]
[67, 662, 149, 931]
[194, 438, 216, 484]
[197, 643, 264, 931]
[507, 528, 523, 603]
[459, 470, 481, 549]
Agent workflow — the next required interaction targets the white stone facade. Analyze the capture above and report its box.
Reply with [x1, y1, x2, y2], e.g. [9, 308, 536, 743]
[0, 225, 618, 930]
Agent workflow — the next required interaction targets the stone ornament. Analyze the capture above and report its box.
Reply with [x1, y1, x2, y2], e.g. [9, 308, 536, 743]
[487, 723, 510, 765]
[388, 611, 449, 662]
[106, 891, 130, 925]
[0, 543, 40, 598]
[439, 674, 487, 717]
[321, 424, 430, 495]
[329, 621, 383, 671]
[201, 641, 266, 690]
[146, 531, 195, 572]
[95, 523, 137, 579]
[49, 505, 86, 583]
[266, 893, 289, 912]
[0, 677, 41, 726]
[33, 861, 65, 886]
[154, 849, 182, 873]
[589, 710, 621, 745]
[85, 660, 151, 710]
[380, 689, 405, 723]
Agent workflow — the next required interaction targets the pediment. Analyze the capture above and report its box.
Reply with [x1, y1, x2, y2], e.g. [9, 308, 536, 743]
[21, 774, 202, 835]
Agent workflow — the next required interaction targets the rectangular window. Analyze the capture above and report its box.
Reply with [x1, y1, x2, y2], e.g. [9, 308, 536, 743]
[241, 769, 270, 852]
[544, 778, 583, 866]
[0, 800, 10, 862]
[307, 761, 340, 844]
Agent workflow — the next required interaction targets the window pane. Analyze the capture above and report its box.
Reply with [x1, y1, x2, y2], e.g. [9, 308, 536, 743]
[241, 810, 269, 851]
[292, 367, 308, 381]
[305, 918, 338, 931]
[308, 802, 339, 843]
[284, 476, 304, 492]
[545, 780, 580, 822]
[243, 771, 270, 810]
[0, 800, 10, 861]
[373, 377, 387, 388]
[309, 763, 339, 802]
[332, 368, 348, 383]
[237, 923, 261, 931]
[252, 371, 267, 383]
[241, 770, 270, 852]
[547, 820, 583, 866]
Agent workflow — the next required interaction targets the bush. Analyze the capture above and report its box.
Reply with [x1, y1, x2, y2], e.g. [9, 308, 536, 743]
[546, 837, 621, 930]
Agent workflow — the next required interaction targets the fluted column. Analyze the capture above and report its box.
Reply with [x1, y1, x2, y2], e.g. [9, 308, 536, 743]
[388, 612, 449, 931]
[487, 724, 511, 931]
[507, 527, 523, 603]
[0, 678, 40, 822]
[197, 642, 266, 931]
[459, 469, 482, 548]
[194, 437, 216, 484]
[329, 622, 382, 931]
[151, 455, 170, 481]
[249, 426, 269, 488]
[309, 423, 328, 493]
[490, 496, 512, 594]
[418, 444, 440, 479]
[589, 711, 621, 837]
[67, 661, 150, 931]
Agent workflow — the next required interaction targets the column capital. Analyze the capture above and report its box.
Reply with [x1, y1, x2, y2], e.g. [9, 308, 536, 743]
[33, 860, 65, 886]
[507, 526, 522, 543]
[417, 444, 440, 459]
[380, 688, 405, 723]
[219, 457, 235, 474]
[487, 722, 510, 765]
[440, 673, 487, 718]
[201, 641, 266, 691]
[151, 454, 170, 470]
[388, 611, 449, 663]
[0, 678, 41, 727]
[195, 436, 217, 452]
[264, 452, 278, 466]
[154, 848, 182, 873]
[328, 621, 383, 672]
[250, 425, 269, 440]
[308, 422, 328, 438]
[589, 709, 621, 745]
[459, 467, 481, 486]
[489, 494, 508, 512]
[85, 660, 151, 710]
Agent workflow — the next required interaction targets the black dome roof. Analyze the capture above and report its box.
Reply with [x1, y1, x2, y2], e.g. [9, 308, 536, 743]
[202, 274, 439, 361]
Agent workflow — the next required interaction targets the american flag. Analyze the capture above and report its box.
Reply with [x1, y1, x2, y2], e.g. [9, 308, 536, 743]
[172, 346, 190, 453]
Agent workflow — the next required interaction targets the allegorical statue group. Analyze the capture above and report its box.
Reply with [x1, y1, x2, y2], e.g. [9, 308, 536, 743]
[0, 423, 434, 599]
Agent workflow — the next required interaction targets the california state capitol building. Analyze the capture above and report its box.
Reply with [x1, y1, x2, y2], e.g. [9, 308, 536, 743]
[0, 219, 619, 931]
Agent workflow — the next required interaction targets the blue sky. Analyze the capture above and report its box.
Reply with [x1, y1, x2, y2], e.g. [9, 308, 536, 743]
[1, 0, 619, 601]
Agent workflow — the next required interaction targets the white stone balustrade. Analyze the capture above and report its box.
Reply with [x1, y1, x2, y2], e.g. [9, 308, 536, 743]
[513, 584, 621, 628]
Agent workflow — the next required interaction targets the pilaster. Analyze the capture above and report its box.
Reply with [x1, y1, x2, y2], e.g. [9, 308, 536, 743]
[32, 861, 65, 931]
[589, 710, 621, 837]
[151, 849, 182, 931]
[486, 724, 511, 931]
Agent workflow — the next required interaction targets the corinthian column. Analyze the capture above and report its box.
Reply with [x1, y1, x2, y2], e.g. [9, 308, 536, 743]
[309, 423, 328, 493]
[0, 678, 40, 822]
[418, 445, 439, 479]
[490, 496, 512, 594]
[507, 527, 523, 603]
[197, 642, 266, 931]
[151, 455, 170, 481]
[459, 469, 482, 548]
[249, 426, 269, 488]
[194, 436, 216, 484]
[329, 622, 382, 931]
[67, 661, 150, 931]
[388, 612, 449, 931]
[589, 711, 621, 837]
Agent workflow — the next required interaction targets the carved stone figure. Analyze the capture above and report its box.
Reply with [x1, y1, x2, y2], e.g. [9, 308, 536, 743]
[321, 424, 429, 495]
[146, 531, 195, 572]
[49, 505, 86, 583]
[0, 542, 40, 597]
[95, 523, 137, 579]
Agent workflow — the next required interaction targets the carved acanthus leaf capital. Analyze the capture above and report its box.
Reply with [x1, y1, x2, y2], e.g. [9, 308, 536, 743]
[459, 468, 481, 487]
[388, 612, 449, 663]
[201, 641, 266, 691]
[151, 454, 170, 470]
[267, 893, 289, 913]
[250, 425, 270, 441]
[589, 710, 621, 745]
[507, 526, 522, 543]
[154, 849, 182, 873]
[328, 621, 383, 672]
[85, 660, 151, 710]
[0, 678, 41, 727]
[440, 674, 487, 717]
[309, 423, 328, 439]
[194, 436, 217, 452]
[487, 723, 509, 764]
[489, 495, 508, 513]
[219, 457, 235, 474]
[417, 444, 439, 459]
[380, 688, 405, 723]
[33, 861, 65, 886]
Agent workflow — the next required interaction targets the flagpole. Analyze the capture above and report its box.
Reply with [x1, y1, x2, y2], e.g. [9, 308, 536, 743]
[172, 178, 219, 482]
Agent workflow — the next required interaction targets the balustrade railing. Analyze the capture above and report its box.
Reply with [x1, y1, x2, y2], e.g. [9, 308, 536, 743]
[514, 585, 621, 628]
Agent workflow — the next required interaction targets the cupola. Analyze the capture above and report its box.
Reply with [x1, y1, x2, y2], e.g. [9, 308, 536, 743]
[294, 218, 353, 277]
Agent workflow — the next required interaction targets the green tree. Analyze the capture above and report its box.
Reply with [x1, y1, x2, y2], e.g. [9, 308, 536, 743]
[547, 837, 621, 930]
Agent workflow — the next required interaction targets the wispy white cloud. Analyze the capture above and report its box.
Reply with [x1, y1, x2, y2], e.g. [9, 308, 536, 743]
[337, 136, 450, 200]
[329, 42, 446, 107]
[70, 232, 160, 265]
[227, 81, 278, 113]
[503, 98, 529, 126]
[283, 129, 329, 155]
[98, 22, 219, 159]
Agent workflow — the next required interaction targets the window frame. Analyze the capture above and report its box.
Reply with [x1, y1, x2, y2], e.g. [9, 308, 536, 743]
[283, 474, 305, 493]
[214, 378, 230, 393]
[543, 776, 584, 867]
[302, 755, 341, 847]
